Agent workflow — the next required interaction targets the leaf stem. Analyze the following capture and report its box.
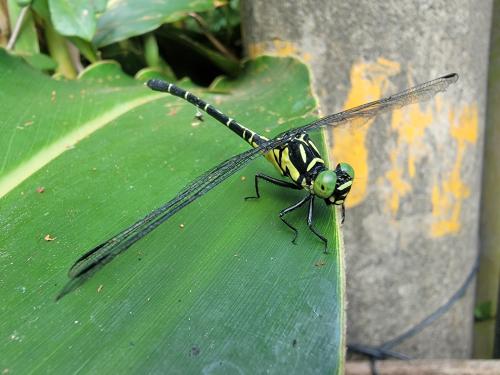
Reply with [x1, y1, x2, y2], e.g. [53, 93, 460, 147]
[6, 5, 29, 50]
[45, 20, 77, 78]
[188, 12, 238, 62]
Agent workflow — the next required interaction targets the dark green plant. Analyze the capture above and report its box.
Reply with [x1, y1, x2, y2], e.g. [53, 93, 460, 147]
[3, 0, 241, 81]
[0, 1, 345, 372]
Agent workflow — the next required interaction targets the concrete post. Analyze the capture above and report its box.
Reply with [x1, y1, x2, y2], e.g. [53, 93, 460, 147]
[241, 0, 491, 357]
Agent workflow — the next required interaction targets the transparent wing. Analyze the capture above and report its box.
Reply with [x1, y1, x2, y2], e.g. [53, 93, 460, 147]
[269, 73, 459, 144]
[58, 73, 458, 299]
[57, 145, 269, 300]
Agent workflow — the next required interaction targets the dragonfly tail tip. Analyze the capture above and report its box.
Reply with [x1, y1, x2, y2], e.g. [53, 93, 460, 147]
[443, 72, 459, 82]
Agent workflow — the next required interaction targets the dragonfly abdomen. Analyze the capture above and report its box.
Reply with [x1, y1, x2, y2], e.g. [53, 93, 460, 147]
[148, 80, 267, 149]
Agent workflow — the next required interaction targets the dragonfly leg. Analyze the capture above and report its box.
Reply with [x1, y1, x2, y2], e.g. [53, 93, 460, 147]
[307, 196, 328, 253]
[279, 195, 311, 244]
[244, 173, 301, 200]
[341, 204, 345, 224]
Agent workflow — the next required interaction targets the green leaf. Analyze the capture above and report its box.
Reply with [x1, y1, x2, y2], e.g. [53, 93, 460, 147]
[183, 0, 240, 36]
[475, 301, 495, 322]
[0, 51, 344, 373]
[135, 66, 176, 82]
[21, 51, 57, 70]
[48, 0, 99, 41]
[16, 0, 33, 7]
[142, 32, 176, 79]
[31, 0, 50, 21]
[94, 0, 217, 47]
[93, 0, 108, 13]
[68, 36, 99, 63]
[7, 0, 40, 54]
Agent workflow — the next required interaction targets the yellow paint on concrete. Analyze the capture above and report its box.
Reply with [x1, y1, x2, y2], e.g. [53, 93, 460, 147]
[385, 148, 412, 215]
[332, 61, 464, 218]
[248, 40, 312, 62]
[248, 40, 298, 58]
[330, 58, 400, 207]
[431, 104, 478, 237]
[385, 100, 434, 214]
[302, 52, 312, 62]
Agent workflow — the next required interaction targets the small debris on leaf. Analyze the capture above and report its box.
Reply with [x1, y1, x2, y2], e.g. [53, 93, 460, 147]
[194, 110, 204, 122]
[189, 345, 201, 357]
[179, 223, 185, 229]
[36, 186, 45, 193]
[44, 234, 56, 241]
[314, 260, 326, 268]
[97, 285, 103, 293]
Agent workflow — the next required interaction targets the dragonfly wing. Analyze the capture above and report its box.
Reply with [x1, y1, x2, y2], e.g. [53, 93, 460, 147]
[306, 73, 458, 132]
[262, 73, 459, 150]
[58, 145, 266, 300]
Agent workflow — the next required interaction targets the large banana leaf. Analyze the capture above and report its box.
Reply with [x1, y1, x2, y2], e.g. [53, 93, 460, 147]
[94, 0, 216, 47]
[0, 50, 344, 373]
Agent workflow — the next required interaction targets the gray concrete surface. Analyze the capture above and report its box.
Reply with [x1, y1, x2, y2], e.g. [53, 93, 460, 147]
[241, 0, 492, 358]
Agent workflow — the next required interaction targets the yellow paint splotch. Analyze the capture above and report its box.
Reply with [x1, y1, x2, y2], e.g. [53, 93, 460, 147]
[431, 104, 478, 237]
[247, 40, 311, 62]
[248, 40, 298, 58]
[385, 98, 434, 215]
[330, 58, 401, 207]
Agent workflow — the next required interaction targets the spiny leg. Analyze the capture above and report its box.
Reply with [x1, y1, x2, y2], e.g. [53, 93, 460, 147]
[308, 196, 328, 253]
[245, 173, 301, 200]
[279, 195, 311, 244]
[341, 203, 345, 224]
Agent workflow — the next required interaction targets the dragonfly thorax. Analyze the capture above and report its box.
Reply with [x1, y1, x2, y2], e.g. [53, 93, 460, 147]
[266, 133, 355, 206]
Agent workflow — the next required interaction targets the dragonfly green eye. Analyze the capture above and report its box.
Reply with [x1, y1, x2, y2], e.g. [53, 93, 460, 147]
[338, 162, 355, 180]
[313, 170, 337, 198]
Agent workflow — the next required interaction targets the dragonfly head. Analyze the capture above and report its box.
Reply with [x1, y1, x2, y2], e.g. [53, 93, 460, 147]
[313, 163, 354, 205]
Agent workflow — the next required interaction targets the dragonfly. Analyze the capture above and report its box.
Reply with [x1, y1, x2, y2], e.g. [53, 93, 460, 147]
[56, 72, 458, 300]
